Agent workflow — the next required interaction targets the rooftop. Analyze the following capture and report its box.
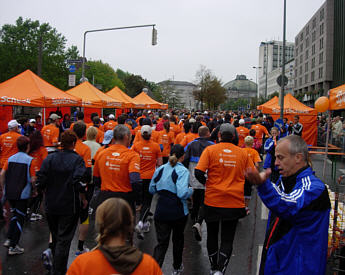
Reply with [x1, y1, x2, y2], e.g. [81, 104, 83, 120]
[224, 75, 257, 92]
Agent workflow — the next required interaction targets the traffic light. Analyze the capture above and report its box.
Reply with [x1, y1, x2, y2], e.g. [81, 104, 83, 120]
[152, 27, 157, 46]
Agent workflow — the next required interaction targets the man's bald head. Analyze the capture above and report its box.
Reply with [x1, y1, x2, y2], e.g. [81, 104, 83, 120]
[198, 126, 210, 138]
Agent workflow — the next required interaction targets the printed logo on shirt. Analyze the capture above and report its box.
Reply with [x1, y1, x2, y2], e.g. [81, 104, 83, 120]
[112, 152, 120, 157]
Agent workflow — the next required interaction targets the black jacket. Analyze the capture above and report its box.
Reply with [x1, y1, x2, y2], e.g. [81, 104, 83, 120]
[36, 150, 86, 215]
[183, 137, 214, 168]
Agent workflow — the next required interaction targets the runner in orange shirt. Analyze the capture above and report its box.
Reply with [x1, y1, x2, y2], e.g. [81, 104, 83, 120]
[0, 120, 22, 169]
[41, 114, 60, 153]
[237, 119, 250, 147]
[72, 122, 93, 255]
[195, 123, 254, 274]
[93, 125, 141, 213]
[169, 116, 181, 138]
[133, 118, 159, 144]
[67, 198, 162, 275]
[250, 119, 269, 148]
[28, 131, 48, 221]
[158, 121, 175, 164]
[132, 125, 162, 240]
[103, 114, 117, 132]
[174, 121, 191, 145]
[242, 136, 261, 215]
[180, 121, 201, 148]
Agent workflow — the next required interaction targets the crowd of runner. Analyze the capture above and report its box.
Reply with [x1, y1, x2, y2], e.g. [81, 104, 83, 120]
[0, 109, 331, 275]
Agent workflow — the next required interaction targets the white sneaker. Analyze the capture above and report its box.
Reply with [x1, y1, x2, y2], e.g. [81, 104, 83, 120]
[172, 264, 184, 275]
[142, 221, 151, 233]
[3, 239, 10, 248]
[135, 221, 145, 240]
[192, 223, 202, 241]
[210, 271, 223, 275]
[30, 213, 38, 221]
[8, 245, 24, 255]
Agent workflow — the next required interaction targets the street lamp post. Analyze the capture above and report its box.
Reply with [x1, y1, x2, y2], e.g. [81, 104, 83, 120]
[280, 0, 287, 120]
[253, 66, 262, 98]
[81, 24, 157, 82]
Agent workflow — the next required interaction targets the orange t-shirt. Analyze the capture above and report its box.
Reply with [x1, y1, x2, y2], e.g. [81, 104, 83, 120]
[133, 130, 159, 144]
[170, 122, 181, 137]
[0, 131, 21, 169]
[250, 124, 269, 142]
[174, 132, 186, 145]
[41, 124, 59, 147]
[74, 140, 92, 168]
[93, 144, 140, 192]
[236, 126, 250, 147]
[180, 132, 198, 148]
[30, 147, 48, 173]
[67, 250, 162, 275]
[158, 131, 175, 157]
[103, 121, 117, 132]
[195, 142, 254, 208]
[131, 140, 162, 179]
[242, 147, 261, 164]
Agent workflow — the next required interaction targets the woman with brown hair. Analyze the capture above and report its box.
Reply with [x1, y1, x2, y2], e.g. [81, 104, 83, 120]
[67, 198, 162, 275]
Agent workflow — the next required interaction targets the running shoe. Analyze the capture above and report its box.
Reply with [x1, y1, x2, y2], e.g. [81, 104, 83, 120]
[8, 245, 24, 255]
[192, 223, 202, 242]
[75, 246, 89, 256]
[245, 207, 251, 216]
[42, 248, 53, 270]
[210, 271, 223, 275]
[135, 221, 145, 240]
[142, 221, 151, 233]
[172, 264, 184, 275]
[3, 239, 10, 248]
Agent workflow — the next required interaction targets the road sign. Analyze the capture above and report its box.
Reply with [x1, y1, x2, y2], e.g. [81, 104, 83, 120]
[68, 74, 76, 87]
[277, 75, 288, 87]
[67, 59, 83, 64]
[69, 65, 76, 73]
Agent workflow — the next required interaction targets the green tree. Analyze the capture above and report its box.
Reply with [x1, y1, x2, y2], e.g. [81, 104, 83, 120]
[0, 17, 76, 90]
[75, 60, 124, 91]
[193, 65, 226, 110]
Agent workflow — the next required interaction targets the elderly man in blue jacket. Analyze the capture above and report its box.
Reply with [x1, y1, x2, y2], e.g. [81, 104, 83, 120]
[246, 135, 330, 275]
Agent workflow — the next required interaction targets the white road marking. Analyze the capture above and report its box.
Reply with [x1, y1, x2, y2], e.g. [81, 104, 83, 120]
[257, 245, 263, 275]
[261, 202, 269, 220]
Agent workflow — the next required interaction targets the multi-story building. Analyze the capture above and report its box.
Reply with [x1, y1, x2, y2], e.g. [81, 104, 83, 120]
[224, 75, 257, 100]
[158, 80, 198, 110]
[258, 40, 295, 98]
[293, 0, 334, 98]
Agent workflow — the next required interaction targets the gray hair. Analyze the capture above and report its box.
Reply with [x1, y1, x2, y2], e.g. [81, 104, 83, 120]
[278, 135, 308, 162]
[113, 125, 131, 141]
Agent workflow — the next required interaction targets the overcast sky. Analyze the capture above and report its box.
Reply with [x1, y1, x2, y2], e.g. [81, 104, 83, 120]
[1, 0, 325, 85]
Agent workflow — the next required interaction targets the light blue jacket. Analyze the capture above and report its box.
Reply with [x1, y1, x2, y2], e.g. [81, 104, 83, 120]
[149, 162, 193, 216]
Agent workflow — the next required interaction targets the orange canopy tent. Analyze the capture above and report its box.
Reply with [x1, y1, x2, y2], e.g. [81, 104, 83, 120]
[0, 69, 81, 107]
[257, 93, 317, 145]
[132, 91, 168, 109]
[106, 86, 136, 108]
[66, 81, 123, 109]
[329, 83, 345, 110]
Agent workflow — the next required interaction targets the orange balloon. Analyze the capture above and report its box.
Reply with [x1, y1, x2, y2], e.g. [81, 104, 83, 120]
[315, 96, 329, 112]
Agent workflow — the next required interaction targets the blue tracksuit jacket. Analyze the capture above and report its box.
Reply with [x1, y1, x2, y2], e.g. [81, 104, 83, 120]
[258, 167, 330, 275]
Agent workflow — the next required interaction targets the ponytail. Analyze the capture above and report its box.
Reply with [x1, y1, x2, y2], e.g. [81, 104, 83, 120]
[169, 154, 178, 167]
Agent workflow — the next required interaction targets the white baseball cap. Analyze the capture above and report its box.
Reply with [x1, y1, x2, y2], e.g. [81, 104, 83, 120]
[29, 119, 36, 123]
[239, 119, 245, 125]
[49, 113, 61, 121]
[141, 125, 152, 135]
[8, 120, 20, 129]
[108, 114, 115, 119]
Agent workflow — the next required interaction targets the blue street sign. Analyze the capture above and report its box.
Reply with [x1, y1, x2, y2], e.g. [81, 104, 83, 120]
[69, 65, 76, 73]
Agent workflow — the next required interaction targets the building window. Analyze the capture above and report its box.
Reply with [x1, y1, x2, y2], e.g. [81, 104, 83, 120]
[306, 49, 309, 59]
[306, 25, 310, 35]
[300, 43, 303, 52]
[306, 37, 310, 48]
[319, 67, 323, 79]
[320, 9, 324, 21]
[300, 32, 304, 41]
[305, 62, 309, 72]
[320, 37, 324, 50]
[312, 57, 316, 68]
[311, 71, 315, 81]
[299, 77, 303, 86]
[312, 44, 316, 55]
[320, 23, 324, 36]
[295, 36, 299, 45]
[312, 31, 316, 42]
[295, 58, 298, 66]
[300, 66, 303, 75]
[296, 48, 299, 56]
[300, 54, 303, 64]
[319, 52, 323, 64]
[295, 69, 298, 76]
[295, 79, 298, 87]
[305, 74, 309, 84]
[312, 18, 316, 29]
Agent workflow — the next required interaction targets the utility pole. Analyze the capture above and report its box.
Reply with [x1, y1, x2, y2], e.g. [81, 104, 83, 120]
[280, 0, 287, 120]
